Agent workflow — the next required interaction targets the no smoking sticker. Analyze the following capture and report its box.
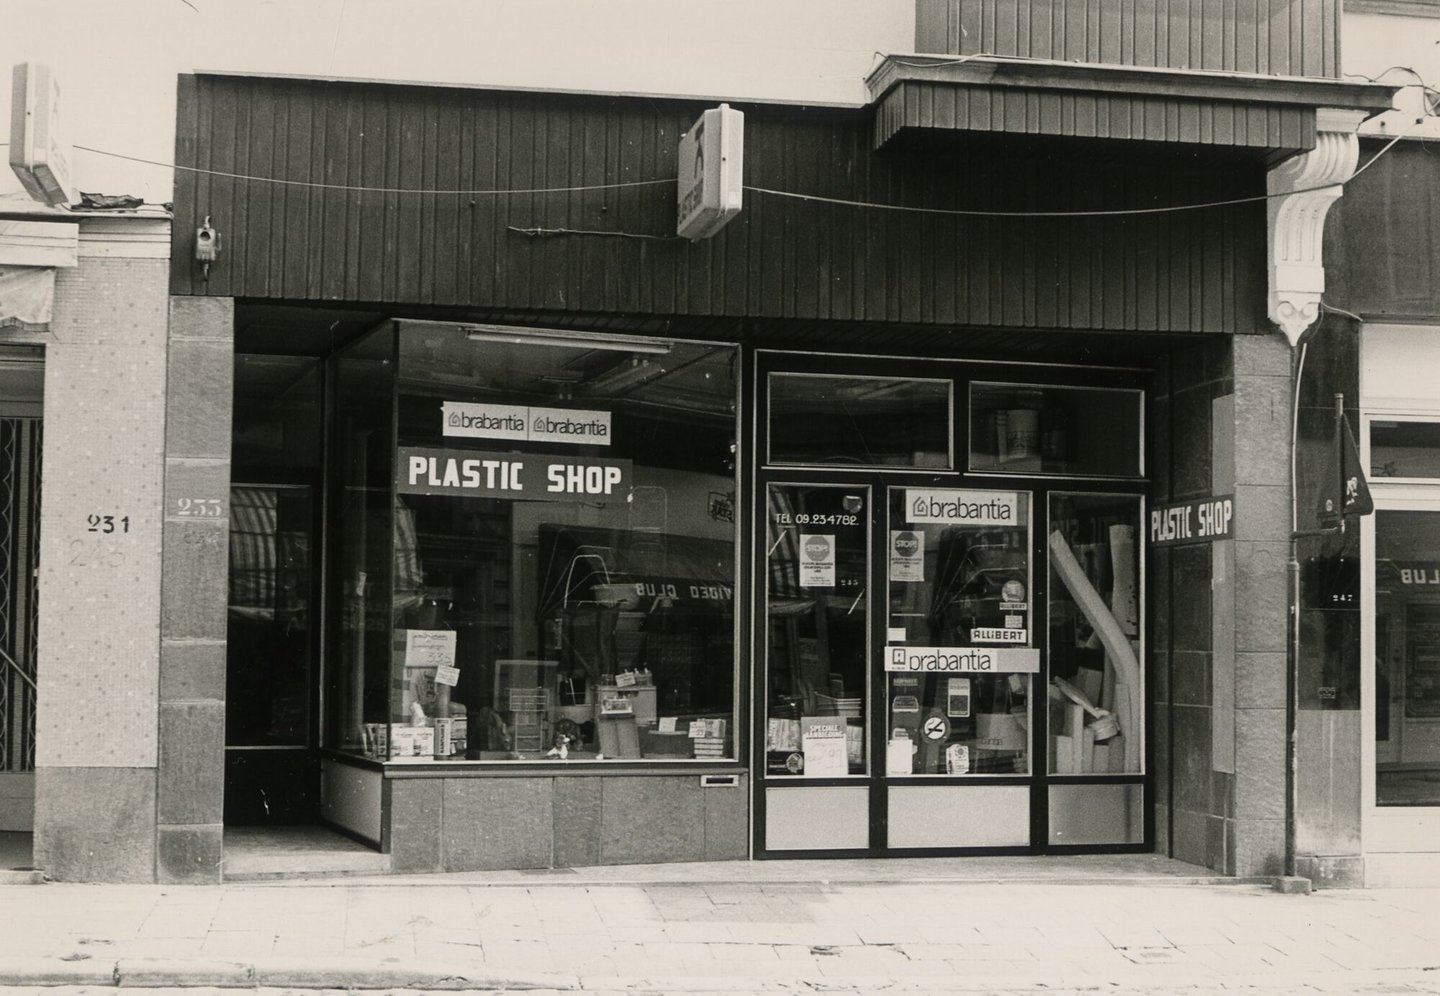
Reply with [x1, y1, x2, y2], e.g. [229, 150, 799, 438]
[922, 716, 948, 741]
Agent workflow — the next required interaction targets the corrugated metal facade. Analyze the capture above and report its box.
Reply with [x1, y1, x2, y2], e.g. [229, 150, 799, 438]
[172, 74, 1269, 334]
[914, 0, 1340, 78]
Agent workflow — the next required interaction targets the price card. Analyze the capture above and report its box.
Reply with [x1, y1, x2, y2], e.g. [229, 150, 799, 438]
[434, 665, 460, 687]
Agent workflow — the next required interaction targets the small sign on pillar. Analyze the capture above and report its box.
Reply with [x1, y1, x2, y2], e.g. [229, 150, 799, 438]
[677, 104, 744, 240]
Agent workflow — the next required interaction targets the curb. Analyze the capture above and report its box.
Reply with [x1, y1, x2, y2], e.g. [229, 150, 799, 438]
[0, 957, 578, 990]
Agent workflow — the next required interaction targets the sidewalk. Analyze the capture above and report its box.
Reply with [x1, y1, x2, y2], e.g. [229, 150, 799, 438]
[0, 856, 1438, 993]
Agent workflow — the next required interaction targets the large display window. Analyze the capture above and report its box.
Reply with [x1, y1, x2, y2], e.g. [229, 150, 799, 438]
[332, 323, 740, 764]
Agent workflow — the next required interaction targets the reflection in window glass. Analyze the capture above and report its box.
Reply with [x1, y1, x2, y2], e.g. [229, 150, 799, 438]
[768, 374, 950, 468]
[328, 330, 397, 755]
[379, 328, 738, 763]
[886, 488, 1034, 776]
[1375, 510, 1440, 806]
[1047, 493, 1143, 775]
[764, 485, 869, 777]
[971, 383, 1141, 477]
[1370, 421, 1440, 479]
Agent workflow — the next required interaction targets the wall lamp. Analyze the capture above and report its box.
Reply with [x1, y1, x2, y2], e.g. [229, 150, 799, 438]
[463, 324, 670, 355]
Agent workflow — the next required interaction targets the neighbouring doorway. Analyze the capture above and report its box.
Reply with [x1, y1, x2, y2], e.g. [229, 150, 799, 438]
[225, 351, 323, 825]
[0, 350, 43, 838]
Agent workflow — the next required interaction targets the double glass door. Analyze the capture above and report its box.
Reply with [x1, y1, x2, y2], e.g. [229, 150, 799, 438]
[757, 477, 1146, 855]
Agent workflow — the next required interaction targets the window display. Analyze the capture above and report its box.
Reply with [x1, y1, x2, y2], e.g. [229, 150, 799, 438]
[333, 323, 739, 763]
[1047, 493, 1143, 776]
[885, 488, 1036, 776]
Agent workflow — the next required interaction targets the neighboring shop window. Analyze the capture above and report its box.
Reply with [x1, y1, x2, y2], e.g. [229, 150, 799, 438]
[1374, 510, 1440, 806]
[763, 484, 870, 777]
[768, 374, 951, 469]
[1370, 420, 1440, 479]
[884, 488, 1036, 776]
[970, 383, 1142, 477]
[372, 325, 738, 763]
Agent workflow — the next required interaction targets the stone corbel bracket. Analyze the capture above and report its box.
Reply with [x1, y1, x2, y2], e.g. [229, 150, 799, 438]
[1267, 108, 1369, 346]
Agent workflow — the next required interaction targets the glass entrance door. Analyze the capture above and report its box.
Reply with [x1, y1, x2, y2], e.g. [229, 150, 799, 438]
[881, 486, 1036, 848]
[759, 482, 872, 851]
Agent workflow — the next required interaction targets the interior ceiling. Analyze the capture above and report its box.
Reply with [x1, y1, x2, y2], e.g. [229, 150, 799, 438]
[232, 300, 1215, 366]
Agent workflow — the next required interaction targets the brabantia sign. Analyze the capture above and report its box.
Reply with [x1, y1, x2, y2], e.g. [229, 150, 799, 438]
[906, 489, 1018, 526]
[886, 646, 1040, 673]
[442, 401, 611, 446]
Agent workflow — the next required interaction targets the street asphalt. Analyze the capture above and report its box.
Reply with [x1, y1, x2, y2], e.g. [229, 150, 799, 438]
[0, 855, 1436, 994]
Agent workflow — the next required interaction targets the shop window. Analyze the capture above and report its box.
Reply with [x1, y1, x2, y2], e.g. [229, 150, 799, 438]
[1375, 510, 1440, 806]
[1046, 493, 1143, 778]
[767, 373, 951, 469]
[970, 383, 1142, 478]
[1370, 420, 1440, 480]
[351, 324, 739, 764]
[883, 488, 1035, 776]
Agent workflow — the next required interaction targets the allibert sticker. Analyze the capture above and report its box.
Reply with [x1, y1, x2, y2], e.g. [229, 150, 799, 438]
[397, 447, 631, 502]
[906, 489, 1018, 526]
[886, 646, 1040, 673]
[442, 401, 611, 447]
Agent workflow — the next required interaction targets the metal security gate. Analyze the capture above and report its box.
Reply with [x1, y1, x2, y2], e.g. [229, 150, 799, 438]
[0, 417, 40, 829]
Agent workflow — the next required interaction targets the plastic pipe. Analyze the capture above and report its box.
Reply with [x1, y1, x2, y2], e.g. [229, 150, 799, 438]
[1048, 529, 1142, 770]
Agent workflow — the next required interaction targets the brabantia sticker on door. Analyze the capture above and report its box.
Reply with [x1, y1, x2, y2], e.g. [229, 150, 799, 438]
[906, 489, 1018, 525]
[886, 646, 1040, 673]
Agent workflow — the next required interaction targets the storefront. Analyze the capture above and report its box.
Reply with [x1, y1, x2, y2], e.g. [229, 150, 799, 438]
[127, 36, 1397, 879]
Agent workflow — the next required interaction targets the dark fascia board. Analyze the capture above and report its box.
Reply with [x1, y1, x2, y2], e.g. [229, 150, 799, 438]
[865, 54, 1401, 115]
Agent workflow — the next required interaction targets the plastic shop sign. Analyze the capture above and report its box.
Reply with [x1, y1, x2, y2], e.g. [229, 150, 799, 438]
[397, 447, 630, 501]
[1150, 495, 1233, 546]
[886, 646, 1040, 673]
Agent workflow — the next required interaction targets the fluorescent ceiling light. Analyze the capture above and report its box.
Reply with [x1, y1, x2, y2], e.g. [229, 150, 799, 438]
[463, 324, 670, 355]
[583, 358, 666, 394]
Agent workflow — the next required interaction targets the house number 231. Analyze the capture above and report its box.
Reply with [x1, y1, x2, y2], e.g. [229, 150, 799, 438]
[87, 514, 130, 534]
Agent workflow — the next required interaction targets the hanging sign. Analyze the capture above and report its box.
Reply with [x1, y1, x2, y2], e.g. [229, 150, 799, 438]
[397, 447, 630, 501]
[441, 401, 612, 447]
[9, 63, 76, 206]
[886, 646, 1040, 673]
[403, 629, 457, 668]
[1149, 495, 1234, 546]
[677, 104, 744, 240]
[905, 489, 1018, 526]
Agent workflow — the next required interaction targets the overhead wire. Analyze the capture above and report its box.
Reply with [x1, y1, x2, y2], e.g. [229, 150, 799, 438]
[71, 123, 1418, 220]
